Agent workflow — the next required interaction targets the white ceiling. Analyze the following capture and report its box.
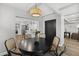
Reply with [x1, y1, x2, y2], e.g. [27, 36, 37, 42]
[4, 3, 79, 23]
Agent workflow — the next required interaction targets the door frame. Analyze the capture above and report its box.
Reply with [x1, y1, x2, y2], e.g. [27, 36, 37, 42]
[45, 19, 56, 47]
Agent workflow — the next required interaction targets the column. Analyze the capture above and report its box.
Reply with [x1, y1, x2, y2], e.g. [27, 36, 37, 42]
[56, 14, 64, 46]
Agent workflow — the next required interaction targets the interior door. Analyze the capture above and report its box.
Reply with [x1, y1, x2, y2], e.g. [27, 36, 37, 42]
[45, 19, 56, 47]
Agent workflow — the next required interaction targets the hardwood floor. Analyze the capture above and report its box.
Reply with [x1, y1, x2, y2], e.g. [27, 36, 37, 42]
[63, 38, 79, 56]
[4, 38, 79, 56]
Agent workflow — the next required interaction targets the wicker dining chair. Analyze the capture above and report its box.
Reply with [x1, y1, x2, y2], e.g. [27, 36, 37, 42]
[4, 38, 22, 56]
[49, 36, 60, 55]
[48, 36, 66, 56]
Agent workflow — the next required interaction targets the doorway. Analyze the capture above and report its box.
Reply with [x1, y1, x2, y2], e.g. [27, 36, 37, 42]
[45, 19, 56, 47]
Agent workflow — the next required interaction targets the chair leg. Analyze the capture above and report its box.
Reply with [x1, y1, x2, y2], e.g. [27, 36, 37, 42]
[55, 52, 58, 56]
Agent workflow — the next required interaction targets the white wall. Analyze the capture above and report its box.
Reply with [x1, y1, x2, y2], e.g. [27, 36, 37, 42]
[65, 23, 78, 34]
[57, 15, 64, 46]
[0, 4, 26, 55]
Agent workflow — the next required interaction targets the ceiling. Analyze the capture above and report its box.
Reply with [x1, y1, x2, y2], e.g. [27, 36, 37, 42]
[4, 3, 79, 23]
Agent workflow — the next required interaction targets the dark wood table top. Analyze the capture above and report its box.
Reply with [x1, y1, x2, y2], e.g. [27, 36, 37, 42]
[19, 38, 48, 54]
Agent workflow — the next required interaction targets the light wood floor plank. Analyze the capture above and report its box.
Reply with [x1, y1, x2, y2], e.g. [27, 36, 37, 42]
[64, 38, 79, 56]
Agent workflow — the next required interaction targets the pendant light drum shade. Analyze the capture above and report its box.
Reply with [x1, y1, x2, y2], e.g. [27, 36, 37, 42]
[30, 7, 41, 17]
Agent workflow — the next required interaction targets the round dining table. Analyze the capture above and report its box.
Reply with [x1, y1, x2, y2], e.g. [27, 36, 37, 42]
[18, 38, 48, 56]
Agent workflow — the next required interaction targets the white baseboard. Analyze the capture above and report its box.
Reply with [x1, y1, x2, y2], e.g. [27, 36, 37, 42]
[0, 51, 7, 56]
